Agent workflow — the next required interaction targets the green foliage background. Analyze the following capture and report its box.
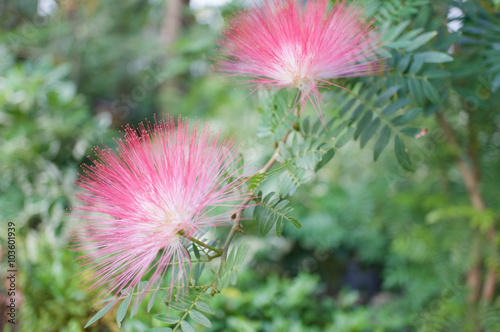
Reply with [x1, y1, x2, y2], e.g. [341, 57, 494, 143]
[1, 0, 500, 331]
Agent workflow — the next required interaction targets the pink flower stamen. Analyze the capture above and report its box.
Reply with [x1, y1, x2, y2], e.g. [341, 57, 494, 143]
[218, 0, 385, 119]
[70, 116, 249, 308]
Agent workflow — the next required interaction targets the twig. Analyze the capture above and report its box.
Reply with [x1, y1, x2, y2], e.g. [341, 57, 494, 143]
[172, 282, 214, 332]
[218, 130, 291, 263]
[179, 230, 223, 255]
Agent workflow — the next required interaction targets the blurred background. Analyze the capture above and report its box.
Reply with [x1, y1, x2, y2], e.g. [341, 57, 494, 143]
[1, 0, 500, 331]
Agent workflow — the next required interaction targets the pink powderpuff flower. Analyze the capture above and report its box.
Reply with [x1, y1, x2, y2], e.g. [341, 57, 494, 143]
[70, 116, 248, 309]
[218, 0, 384, 121]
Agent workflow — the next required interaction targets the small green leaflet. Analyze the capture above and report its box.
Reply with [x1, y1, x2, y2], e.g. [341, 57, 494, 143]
[394, 136, 414, 171]
[85, 299, 117, 328]
[405, 31, 437, 52]
[153, 314, 181, 324]
[195, 301, 215, 315]
[374, 125, 391, 161]
[116, 292, 132, 327]
[130, 280, 149, 318]
[217, 243, 249, 289]
[148, 280, 163, 312]
[421, 80, 441, 104]
[391, 108, 422, 126]
[414, 51, 453, 63]
[180, 320, 195, 332]
[192, 243, 200, 259]
[189, 310, 212, 328]
[253, 192, 301, 237]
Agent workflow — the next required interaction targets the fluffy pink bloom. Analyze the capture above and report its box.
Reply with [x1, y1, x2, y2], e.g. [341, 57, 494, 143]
[218, 0, 384, 119]
[71, 116, 247, 306]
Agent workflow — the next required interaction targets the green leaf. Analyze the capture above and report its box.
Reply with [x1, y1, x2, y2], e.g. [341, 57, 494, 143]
[408, 77, 425, 105]
[414, 51, 453, 63]
[383, 20, 411, 42]
[97, 296, 115, 304]
[330, 119, 349, 138]
[85, 299, 117, 328]
[394, 136, 414, 171]
[400, 127, 422, 137]
[424, 104, 439, 116]
[397, 54, 412, 72]
[292, 134, 300, 155]
[334, 127, 355, 148]
[422, 80, 440, 104]
[192, 244, 200, 259]
[409, 56, 424, 74]
[130, 294, 143, 318]
[147, 287, 161, 313]
[257, 91, 294, 140]
[234, 243, 249, 266]
[354, 112, 373, 140]
[195, 301, 215, 315]
[158, 289, 170, 305]
[421, 69, 451, 79]
[217, 244, 247, 289]
[373, 86, 400, 107]
[288, 217, 302, 229]
[360, 118, 381, 148]
[154, 314, 181, 324]
[396, 75, 408, 93]
[404, 31, 437, 52]
[266, 195, 283, 214]
[279, 167, 313, 196]
[363, 82, 383, 100]
[190, 310, 212, 328]
[302, 117, 310, 133]
[247, 172, 267, 194]
[130, 281, 148, 318]
[319, 117, 336, 136]
[339, 98, 357, 116]
[381, 98, 412, 116]
[281, 136, 332, 170]
[256, 205, 277, 237]
[391, 108, 422, 126]
[181, 320, 195, 332]
[193, 262, 205, 284]
[275, 199, 290, 211]
[314, 148, 335, 172]
[276, 219, 284, 237]
[168, 300, 191, 312]
[255, 193, 301, 234]
[349, 104, 365, 123]
[373, 125, 391, 161]
[144, 328, 173, 332]
[116, 293, 132, 327]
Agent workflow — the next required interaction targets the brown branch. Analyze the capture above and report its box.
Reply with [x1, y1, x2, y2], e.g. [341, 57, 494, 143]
[435, 112, 496, 304]
[160, 0, 183, 47]
[464, 110, 498, 303]
[482, 229, 497, 302]
[435, 112, 485, 211]
[219, 130, 291, 262]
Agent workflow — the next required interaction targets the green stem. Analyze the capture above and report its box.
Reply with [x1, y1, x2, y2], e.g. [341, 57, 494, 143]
[215, 129, 291, 279]
[172, 282, 214, 332]
[178, 230, 222, 255]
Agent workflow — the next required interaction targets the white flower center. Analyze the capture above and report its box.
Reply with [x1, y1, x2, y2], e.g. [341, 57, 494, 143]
[274, 43, 314, 92]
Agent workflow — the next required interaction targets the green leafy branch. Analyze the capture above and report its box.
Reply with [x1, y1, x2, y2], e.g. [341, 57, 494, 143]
[257, 89, 295, 142]
[253, 192, 302, 237]
[332, 82, 417, 168]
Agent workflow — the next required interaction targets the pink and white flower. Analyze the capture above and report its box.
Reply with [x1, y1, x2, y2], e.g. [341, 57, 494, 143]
[218, 0, 384, 119]
[71, 116, 247, 306]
